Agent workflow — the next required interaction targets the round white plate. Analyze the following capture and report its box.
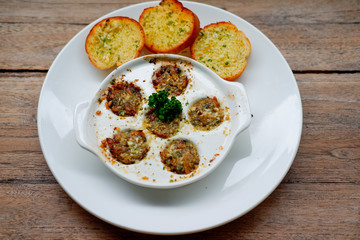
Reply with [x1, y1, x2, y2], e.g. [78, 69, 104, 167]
[38, 1, 302, 235]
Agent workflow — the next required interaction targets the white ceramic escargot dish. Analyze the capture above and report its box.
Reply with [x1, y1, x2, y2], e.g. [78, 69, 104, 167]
[73, 54, 251, 189]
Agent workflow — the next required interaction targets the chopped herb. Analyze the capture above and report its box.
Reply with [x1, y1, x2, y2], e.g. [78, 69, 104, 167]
[148, 90, 182, 122]
[207, 59, 212, 62]
[200, 32, 204, 37]
[167, 20, 174, 25]
[110, 79, 116, 85]
[100, 37, 110, 47]
[199, 56, 203, 60]
[223, 44, 227, 47]
[225, 61, 229, 65]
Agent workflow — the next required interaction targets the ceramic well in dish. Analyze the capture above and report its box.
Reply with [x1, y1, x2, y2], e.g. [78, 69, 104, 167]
[73, 54, 251, 188]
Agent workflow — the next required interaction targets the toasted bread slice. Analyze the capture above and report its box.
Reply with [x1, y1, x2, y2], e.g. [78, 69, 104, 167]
[190, 22, 251, 81]
[139, 0, 200, 53]
[85, 17, 145, 70]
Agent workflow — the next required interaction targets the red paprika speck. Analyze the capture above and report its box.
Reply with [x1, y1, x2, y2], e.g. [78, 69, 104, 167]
[210, 153, 220, 163]
[100, 139, 107, 148]
[96, 110, 102, 116]
[105, 102, 110, 110]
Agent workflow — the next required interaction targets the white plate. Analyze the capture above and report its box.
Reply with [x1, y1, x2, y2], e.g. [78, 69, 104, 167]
[38, 1, 302, 235]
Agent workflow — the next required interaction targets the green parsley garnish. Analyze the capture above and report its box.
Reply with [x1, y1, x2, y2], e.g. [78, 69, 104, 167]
[100, 37, 110, 47]
[148, 90, 182, 122]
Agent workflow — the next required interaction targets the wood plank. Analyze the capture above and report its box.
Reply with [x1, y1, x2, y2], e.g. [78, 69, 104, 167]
[0, 23, 83, 70]
[297, 73, 360, 104]
[1, 0, 358, 25]
[0, 152, 54, 184]
[1, 22, 359, 72]
[263, 24, 360, 71]
[285, 73, 360, 184]
[0, 183, 359, 239]
[0, 0, 143, 24]
[3, 130, 355, 185]
[285, 154, 359, 184]
[0, 1, 359, 71]
[0, 72, 43, 138]
[296, 73, 360, 156]
[4, 122, 358, 184]
[0, 72, 359, 184]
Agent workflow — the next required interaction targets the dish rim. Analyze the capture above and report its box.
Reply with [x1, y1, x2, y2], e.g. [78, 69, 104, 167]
[73, 53, 252, 189]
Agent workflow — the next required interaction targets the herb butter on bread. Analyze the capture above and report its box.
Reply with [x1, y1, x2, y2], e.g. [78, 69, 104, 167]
[191, 22, 251, 81]
[85, 17, 145, 70]
[139, 0, 200, 53]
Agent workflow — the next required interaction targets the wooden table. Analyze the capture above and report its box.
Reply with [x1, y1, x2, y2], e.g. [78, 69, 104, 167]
[1, 0, 359, 239]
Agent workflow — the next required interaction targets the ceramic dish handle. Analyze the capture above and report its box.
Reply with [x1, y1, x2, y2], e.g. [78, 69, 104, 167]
[73, 100, 96, 154]
[230, 82, 252, 137]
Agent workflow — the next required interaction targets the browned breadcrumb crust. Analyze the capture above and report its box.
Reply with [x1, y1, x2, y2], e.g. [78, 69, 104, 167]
[160, 139, 200, 174]
[144, 108, 182, 139]
[188, 96, 224, 130]
[152, 64, 189, 96]
[106, 81, 143, 117]
[104, 129, 149, 165]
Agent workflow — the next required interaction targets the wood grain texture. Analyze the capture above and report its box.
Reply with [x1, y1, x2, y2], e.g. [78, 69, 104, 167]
[1, 184, 359, 239]
[0, 0, 359, 70]
[1, 0, 359, 239]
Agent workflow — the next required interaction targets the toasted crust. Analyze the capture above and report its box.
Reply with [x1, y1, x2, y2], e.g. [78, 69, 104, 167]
[85, 17, 145, 70]
[190, 22, 251, 81]
[139, 0, 200, 53]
